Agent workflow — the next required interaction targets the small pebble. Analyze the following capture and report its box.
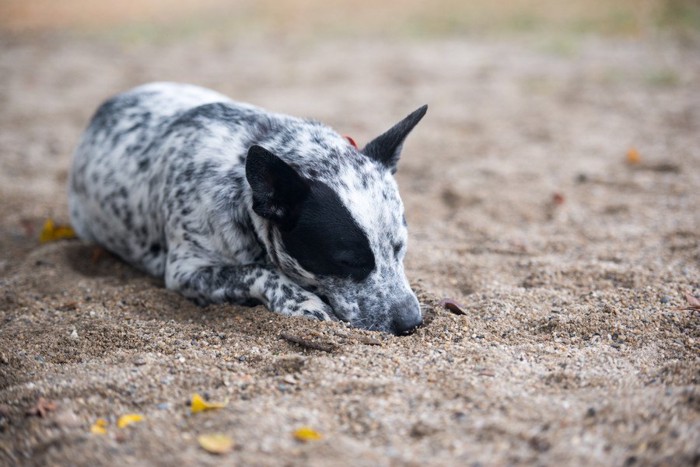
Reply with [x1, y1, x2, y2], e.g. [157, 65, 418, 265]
[69, 329, 79, 340]
[660, 296, 671, 304]
[133, 356, 147, 366]
[156, 402, 170, 410]
[54, 409, 82, 428]
[0, 404, 11, 418]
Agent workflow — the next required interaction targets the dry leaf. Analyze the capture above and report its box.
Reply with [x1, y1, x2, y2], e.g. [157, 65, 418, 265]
[191, 393, 227, 413]
[683, 292, 700, 310]
[91, 418, 108, 435]
[91, 246, 108, 263]
[293, 426, 323, 442]
[197, 433, 234, 454]
[39, 219, 76, 244]
[551, 192, 565, 205]
[117, 413, 144, 428]
[26, 397, 57, 417]
[343, 135, 358, 149]
[438, 298, 466, 315]
[626, 148, 641, 165]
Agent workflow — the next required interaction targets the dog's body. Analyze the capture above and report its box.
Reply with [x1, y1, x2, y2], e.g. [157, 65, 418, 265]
[69, 82, 426, 334]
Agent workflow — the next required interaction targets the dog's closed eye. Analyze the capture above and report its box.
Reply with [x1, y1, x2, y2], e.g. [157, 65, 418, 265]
[337, 254, 373, 269]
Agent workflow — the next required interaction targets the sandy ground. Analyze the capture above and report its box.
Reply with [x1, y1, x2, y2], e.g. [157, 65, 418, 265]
[0, 29, 699, 466]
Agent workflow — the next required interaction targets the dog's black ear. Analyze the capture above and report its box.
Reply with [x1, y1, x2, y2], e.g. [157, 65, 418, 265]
[246, 145, 309, 230]
[362, 105, 427, 173]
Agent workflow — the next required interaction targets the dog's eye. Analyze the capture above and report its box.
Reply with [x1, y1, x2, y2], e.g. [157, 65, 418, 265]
[338, 257, 369, 268]
[335, 250, 374, 270]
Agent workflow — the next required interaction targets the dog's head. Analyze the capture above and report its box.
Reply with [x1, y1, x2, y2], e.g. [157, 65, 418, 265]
[246, 105, 427, 335]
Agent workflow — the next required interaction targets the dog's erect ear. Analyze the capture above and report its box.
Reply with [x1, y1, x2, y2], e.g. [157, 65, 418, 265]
[246, 145, 310, 230]
[362, 105, 427, 173]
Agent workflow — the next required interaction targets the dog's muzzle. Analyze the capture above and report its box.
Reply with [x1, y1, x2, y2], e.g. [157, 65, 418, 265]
[389, 295, 423, 336]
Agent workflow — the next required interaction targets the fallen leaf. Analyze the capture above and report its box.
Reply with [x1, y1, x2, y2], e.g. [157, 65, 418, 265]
[197, 433, 234, 454]
[293, 426, 323, 442]
[343, 135, 358, 149]
[191, 393, 227, 413]
[26, 397, 57, 417]
[438, 298, 466, 315]
[685, 292, 700, 307]
[91, 246, 108, 263]
[626, 148, 641, 165]
[39, 219, 76, 244]
[117, 413, 144, 428]
[551, 192, 565, 205]
[91, 418, 108, 435]
[683, 292, 700, 310]
[19, 219, 35, 236]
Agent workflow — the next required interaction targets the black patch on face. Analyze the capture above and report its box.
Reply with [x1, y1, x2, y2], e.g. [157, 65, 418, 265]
[281, 181, 375, 281]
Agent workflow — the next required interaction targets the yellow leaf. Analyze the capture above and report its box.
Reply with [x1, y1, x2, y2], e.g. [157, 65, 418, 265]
[191, 393, 227, 414]
[90, 418, 108, 435]
[626, 147, 641, 165]
[39, 219, 76, 244]
[197, 433, 234, 454]
[293, 426, 323, 442]
[117, 413, 144, 429]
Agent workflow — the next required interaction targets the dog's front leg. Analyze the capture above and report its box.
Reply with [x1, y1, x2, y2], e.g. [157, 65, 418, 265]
[165, 255, 335, 321]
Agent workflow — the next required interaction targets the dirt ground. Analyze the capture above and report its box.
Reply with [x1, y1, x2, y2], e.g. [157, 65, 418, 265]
[1, 11, 699, 466]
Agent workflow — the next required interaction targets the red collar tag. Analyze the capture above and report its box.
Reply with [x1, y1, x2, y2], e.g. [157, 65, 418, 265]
[344, 135, 358, 149]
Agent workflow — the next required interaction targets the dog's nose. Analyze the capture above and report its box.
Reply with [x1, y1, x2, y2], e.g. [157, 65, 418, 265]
[389, 296, 423, 336]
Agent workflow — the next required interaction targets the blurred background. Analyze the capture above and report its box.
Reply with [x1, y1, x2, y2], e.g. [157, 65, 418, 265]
[0, 0, 700, 41]
[1, 0, 699, 41]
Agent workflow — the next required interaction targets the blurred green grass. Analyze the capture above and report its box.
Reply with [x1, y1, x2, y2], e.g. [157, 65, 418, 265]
[1, 0, 699, 43]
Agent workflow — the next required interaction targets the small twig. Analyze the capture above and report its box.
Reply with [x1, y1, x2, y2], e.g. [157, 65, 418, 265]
[357, 336, 382, 346]
[280, 333, 337, 353]
[331, 329, 382, 346]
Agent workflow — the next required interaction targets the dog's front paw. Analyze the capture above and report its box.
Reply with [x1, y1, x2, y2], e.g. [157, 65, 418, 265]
[268, 286, 336, 321]
[299, 298, 336, 322]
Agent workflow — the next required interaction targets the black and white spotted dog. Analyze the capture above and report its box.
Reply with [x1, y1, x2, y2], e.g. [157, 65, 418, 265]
[69, 83, 426, 335]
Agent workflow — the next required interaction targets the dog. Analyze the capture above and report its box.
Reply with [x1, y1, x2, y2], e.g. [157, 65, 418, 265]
[69, 82, 427, 335]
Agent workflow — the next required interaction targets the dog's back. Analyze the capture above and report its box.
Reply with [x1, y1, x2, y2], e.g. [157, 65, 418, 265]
[69, 82, 234, 274]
